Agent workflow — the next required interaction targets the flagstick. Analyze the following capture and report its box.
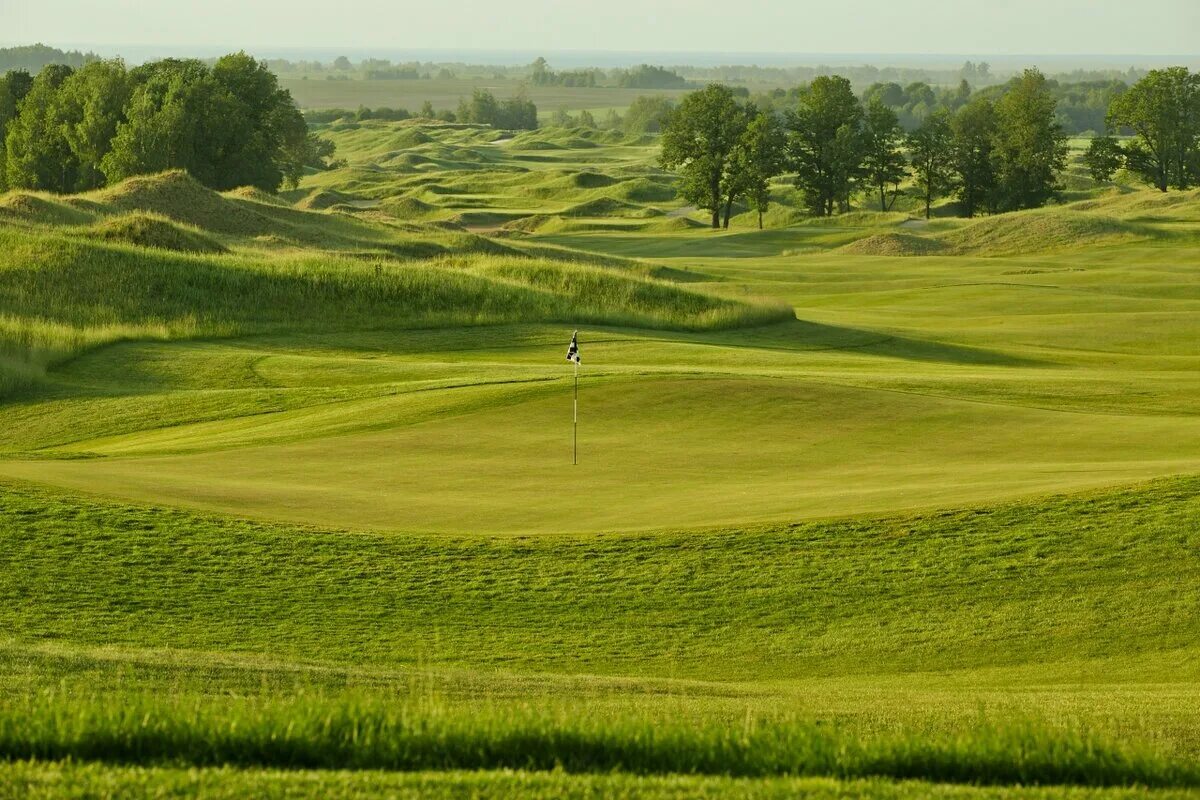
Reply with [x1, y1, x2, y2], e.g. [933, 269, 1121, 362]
[578, 357, 583, 465]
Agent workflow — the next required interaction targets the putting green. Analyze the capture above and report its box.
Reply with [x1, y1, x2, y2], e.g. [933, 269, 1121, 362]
[4, 375, 1199, 534]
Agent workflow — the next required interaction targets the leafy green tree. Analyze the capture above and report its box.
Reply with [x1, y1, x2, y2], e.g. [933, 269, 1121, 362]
[457, 88, 537, 130]
[4, 64, 77, 192]
[102, 59, 241, 188]
[991, 69, 1068, 211]
[211, 52, 309, 189]
[499, 90, 538, 130]
[860, 98, 907, 211]
[419, 100, 435, 118]
[623, 96, 674, 134]
[906, 110, 956, 219]
[727, 110, 786, 229]
[1107, 67, 1200, 191]
[530, 57, 552, 86]
[56, 60, 130, 190]
[102, 54, 309, 192]
[1082, 135, 1125, 183]
[659, 84, 749, 229]
[950, 97, 998, 218]
[786, 75, 864, 216]
[0, 71, 32, 190]
[577, 109, 596, 129]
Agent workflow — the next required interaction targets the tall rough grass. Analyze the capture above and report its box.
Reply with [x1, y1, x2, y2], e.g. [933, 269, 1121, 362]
[0, 228, 789, 396]
[1, 691, 1194, 788]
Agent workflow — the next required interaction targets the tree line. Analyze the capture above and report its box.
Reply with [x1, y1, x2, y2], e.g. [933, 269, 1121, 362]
[0, 44, 99, 74]
[661, 67, 1199, 229]
[303, 89, 539, 131]
[0, 53, 334, 194]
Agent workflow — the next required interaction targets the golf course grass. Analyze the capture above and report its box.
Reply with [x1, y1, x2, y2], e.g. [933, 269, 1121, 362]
[1, 121, 1197, 796]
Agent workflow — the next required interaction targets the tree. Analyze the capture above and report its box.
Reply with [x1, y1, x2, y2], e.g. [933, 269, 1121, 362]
[1107, 67, 1200, 191]
[419, 100, 435, 119]
[457, 88, 538, 130]
[56, 59, 130, 190]
[659, 84, 749, 229]
[577, 109, 596, 129]
[0, 71, 32, 190]
[211, 52, 309, 189]
[333, 56, 352, 71]
[860, 98, 907, 211]
[499, 90, 538, 130]
[1082, 135, 1125, 183]
[727, 110, 786, 229]
[102, 54, 309, 192]
[530, 57, 552, 86]
[950, 97, 998, 218]
[623, 96, 674, 134]
[991, 69, 1068, 211]
[786, 75, 864, 216]
[4, 64, 77, 192]
[906, 110, 956, 219]
[101, 59, 240, 189]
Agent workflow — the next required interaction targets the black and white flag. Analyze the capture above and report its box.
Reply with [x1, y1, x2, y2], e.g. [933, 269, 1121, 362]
[566, 331, 580, 364]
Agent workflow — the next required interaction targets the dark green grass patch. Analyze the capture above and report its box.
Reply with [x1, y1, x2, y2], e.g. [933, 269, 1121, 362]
[1, 693, 1195, 788]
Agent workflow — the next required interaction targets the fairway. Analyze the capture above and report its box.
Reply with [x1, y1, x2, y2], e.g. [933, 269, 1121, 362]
[4, 353, 1200, 533]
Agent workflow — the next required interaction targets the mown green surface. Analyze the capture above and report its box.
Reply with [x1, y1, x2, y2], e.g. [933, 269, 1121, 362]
[10, 764, 1198, 800]
[1, 120, 1198, 796]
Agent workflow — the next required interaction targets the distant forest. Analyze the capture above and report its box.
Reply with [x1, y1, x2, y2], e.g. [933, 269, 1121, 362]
[0, 43, 99, 73]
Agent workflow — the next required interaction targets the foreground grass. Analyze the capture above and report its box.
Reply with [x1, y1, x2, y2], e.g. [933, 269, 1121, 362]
[2, 476, 1198, 681]
[13, 764, 1196, 800]
[2, 691, 1196, 788]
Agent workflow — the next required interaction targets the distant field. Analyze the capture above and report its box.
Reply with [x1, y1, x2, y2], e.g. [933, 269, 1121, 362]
[1, 120, 1198, 795]
[281, 76, 692, 113]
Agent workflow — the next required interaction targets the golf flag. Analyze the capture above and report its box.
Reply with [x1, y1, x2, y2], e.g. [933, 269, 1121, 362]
[566, 331, 580, 363]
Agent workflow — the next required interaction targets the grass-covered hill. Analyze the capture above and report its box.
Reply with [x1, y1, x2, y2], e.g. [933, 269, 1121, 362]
[2, 120, 1200, 797]
[0, 166, 790, 397]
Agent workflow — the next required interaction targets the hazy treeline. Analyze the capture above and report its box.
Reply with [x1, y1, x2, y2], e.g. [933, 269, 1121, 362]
[0, 44, 100, 74]
[304, 88, 539, 130]
[749, 77, 1127, 136]
[0, 53, 335, 194]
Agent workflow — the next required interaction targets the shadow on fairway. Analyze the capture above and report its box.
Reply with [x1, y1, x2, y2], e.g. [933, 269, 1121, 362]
[691, 318, 1043, 367]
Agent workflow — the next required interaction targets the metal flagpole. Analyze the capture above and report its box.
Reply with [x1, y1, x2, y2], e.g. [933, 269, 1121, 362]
[578, 357, 583, 465]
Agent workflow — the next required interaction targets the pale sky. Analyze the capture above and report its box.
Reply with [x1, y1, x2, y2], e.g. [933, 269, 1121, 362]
[3, 0, 1197, 58]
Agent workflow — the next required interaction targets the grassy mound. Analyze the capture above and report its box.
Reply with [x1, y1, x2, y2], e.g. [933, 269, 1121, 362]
[645, 216, 707, 232]
[0, 192, 96, 226]
[223, 186, 290, 207]
[95, 171, 274, 236]
[570, 171, 617, 189]
[940, 210, 1146, 255]
[501, 214, 559, 234]
[839, 232, 949, 256]
[1069, 187, 1200, 221]
[295, 189, 357, 210]
[380, 196, 439, 220]
[562, 197, 663, 218]
[470, 257, 790, 330]
[0, 225, 789, 396]
[605, 177, 677, 204]
[84, 213, 227, 254]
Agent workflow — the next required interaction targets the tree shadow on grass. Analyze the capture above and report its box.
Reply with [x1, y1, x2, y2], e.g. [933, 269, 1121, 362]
[690, 318, 1045, 367]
